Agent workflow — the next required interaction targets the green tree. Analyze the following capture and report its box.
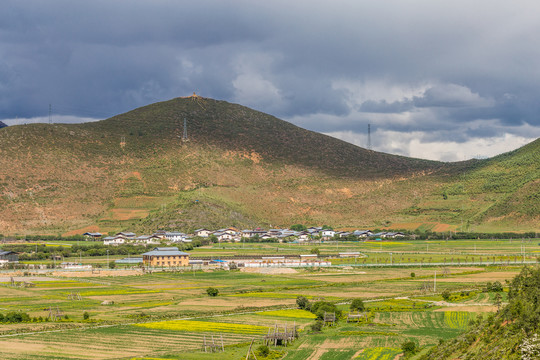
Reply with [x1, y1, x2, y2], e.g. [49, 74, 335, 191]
[311, 301, 341, 320]
[296, 296, 311, 310]
[350, 298, 365, 312]
[290, 224, 307, 231]
[206, 287, 219, 297]
[401, 340, 418, 355]
[442, 290, 451, 301]
[310, 320, 324, 332]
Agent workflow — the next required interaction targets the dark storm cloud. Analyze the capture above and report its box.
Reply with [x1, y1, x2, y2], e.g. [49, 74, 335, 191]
[1, 0, 539, 160]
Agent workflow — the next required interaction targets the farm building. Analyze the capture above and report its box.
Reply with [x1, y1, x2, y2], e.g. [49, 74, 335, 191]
[141, 247, 190, 267]
[0, 251, 18, 263]
[83, 232, 102, 240]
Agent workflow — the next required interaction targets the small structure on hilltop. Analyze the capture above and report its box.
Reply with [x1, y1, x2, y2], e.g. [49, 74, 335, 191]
[141, 247, 190, 267]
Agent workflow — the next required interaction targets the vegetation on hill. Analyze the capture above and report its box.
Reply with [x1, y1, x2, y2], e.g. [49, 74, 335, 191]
[421, 266, 540, 359]
[0, 96, 538, 234]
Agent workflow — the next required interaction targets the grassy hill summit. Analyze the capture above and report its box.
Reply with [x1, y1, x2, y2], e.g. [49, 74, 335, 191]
[0, 96, 538, 235]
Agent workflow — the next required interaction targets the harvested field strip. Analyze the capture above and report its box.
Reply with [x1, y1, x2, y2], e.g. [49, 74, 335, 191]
[78, 288, 161, 296]
[28, 281, 99, 288]
[135, 319, 268, 334]
[230, 292, 340, 300]
[257, 309, 316, 319]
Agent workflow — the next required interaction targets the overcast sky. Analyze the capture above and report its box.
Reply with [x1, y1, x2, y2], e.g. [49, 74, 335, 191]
[1, 0, 539, 161]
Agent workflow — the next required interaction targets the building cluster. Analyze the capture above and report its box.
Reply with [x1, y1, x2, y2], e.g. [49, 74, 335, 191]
[84, 227, 405, 246]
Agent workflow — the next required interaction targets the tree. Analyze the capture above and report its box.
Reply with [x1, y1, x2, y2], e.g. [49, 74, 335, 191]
[350, 298, 365, 312]
[311, 301, 341, 320]
[310, 248, 320, 256]
[296, 296, 311, 310]
[83, 311, 90, 320]
[441, 290, 451, 301]
[401, 340, 418, 355]
[494, 293, 503, 311]
[291, 224, 307, 231]
[206, 287, 219, 297]
[310, 320, 324, 332]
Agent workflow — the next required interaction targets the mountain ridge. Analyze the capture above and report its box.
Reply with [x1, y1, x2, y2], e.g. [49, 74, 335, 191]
[0, 97, 537, 235]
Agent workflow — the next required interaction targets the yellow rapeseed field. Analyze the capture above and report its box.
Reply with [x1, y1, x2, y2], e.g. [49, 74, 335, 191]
[135, 320, 268, 334]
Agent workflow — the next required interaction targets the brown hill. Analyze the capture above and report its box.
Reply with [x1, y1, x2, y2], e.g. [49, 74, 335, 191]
[0, 96, 537, 235]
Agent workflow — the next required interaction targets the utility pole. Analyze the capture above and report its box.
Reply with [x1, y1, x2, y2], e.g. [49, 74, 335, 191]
[367, 124, 371, 150]
[182, 118, 188, 142]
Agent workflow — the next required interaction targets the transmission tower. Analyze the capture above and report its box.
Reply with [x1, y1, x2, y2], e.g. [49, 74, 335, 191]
[182, 118, 188, 142]
[367, 124, 371, 150]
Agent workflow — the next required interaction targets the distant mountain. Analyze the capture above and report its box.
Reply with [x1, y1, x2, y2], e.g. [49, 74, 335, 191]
[0, 96, 537, 235]
[0, 121, 7, 129]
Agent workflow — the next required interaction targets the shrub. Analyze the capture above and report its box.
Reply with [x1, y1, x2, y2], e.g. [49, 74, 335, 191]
[350, 298, 365, 312]
[410, 272, 416, 278]
[83, 311, 90, 320]
[486, 281, 503, 292]
[206, 287, 219, 297]
[442, 290, 451, 301]
[401, 340, 418, 355]
[256, 345, 270, 357]
[310, 320, 324, 332]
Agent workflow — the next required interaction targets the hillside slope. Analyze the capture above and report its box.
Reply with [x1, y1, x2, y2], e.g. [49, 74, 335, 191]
[421, 266, 540, 360]
[0, 96, 537, 235]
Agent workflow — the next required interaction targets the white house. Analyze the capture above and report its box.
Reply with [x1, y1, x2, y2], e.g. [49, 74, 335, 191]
[134, 235, 162, 246]
[194, 229, 211, 238]
[103, 236, 127, 246]
[164, 232, 188, 242]
[214, 232, 234, 242]
[321, 229, 336, 238]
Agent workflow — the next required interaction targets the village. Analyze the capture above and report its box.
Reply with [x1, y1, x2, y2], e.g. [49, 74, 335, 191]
[86, 227, 405, 246]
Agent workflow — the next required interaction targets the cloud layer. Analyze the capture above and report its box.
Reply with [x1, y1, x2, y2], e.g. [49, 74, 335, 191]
[1, 0, 539, 161]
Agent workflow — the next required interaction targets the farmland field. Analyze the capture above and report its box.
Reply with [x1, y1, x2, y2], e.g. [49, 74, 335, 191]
[0, 238, 534, 359]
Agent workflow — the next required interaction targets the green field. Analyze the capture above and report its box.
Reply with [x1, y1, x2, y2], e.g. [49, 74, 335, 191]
[0, 238, 531, 359]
